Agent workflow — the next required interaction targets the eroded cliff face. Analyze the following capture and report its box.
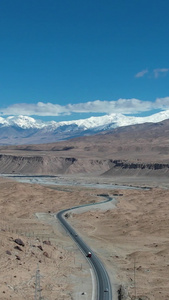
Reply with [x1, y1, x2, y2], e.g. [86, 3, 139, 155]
[0, 154, 169, 176]
[103, 160, 169, 176]
[0, 154, 110, 175]
[110, 160, 169, 170]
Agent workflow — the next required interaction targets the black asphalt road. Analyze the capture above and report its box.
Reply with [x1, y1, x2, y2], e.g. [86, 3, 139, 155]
[57, 200, 113, 300]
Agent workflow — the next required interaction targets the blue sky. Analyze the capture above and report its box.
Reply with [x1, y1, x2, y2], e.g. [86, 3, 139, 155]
[0, 0, 169, 121]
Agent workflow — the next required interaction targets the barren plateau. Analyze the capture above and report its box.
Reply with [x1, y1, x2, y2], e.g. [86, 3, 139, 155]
[0, 174, 169, 300]
[0, 121, 169, 299]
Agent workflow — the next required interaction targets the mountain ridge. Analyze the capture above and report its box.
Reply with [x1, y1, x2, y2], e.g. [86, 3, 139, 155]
[1, 118, 169, 176]
[1, 110, 169, 145]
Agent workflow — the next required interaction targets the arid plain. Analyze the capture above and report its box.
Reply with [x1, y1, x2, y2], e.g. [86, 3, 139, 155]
[0, 121, 169, 300]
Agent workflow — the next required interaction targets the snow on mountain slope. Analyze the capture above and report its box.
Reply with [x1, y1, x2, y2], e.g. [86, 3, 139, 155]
[0, 117, 8, 126]
[1, 110, 169, 130]
[0, 115, 45, 129]
[0, 111, 169, 145]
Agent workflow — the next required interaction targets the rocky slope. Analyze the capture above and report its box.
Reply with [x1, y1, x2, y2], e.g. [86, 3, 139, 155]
[1, 154, 169, 177]
[0, 154, 110, 175]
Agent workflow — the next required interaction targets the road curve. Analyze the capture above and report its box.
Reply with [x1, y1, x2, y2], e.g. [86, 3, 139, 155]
[56, 198, 113, 300]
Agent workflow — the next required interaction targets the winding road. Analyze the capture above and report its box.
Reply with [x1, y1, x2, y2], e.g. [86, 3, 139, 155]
[57, 198, 113, 300]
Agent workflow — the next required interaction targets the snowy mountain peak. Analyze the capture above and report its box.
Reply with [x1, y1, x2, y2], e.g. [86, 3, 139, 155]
[0, 115, 45, 129]
[1, 110, 169, 145]
[1, 111, 169, 131]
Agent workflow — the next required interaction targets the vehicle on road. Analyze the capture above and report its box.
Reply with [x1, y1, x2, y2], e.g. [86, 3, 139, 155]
[86, 251, 92, 257]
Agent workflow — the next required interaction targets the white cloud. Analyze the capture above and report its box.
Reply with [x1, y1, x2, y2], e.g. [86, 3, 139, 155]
[135, 68, 169, 79]
[1, 98, 168, 117]
[67, 99, 153, 114]
[135, 69, 148, 78]
[153, 68, 169, 78]
[154, 97, 169, 109]
[1, 102, 70, 117]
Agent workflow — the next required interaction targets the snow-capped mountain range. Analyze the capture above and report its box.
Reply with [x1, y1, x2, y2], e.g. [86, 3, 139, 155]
[0, 110, 169, 145]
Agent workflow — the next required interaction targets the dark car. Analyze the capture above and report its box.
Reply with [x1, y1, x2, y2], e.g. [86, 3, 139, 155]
[86, 251, 92, 257]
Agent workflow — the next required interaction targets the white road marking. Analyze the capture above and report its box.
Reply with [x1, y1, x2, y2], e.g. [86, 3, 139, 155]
[90, 268, 96, 300]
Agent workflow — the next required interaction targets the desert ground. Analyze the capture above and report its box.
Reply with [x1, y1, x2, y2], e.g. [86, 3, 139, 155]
[0, 174, 169, 300]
